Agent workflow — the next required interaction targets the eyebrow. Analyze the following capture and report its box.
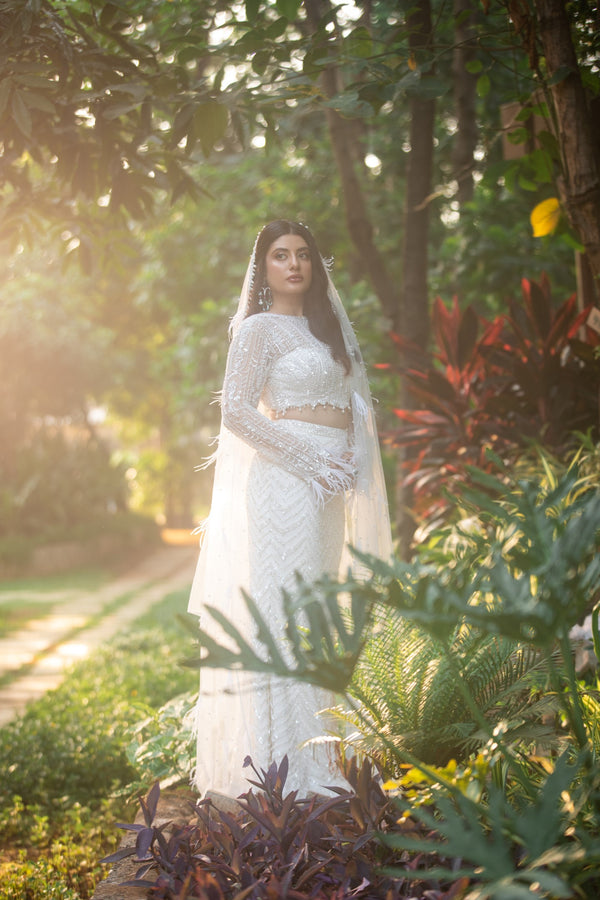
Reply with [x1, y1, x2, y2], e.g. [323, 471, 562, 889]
[271, 244, 310, 253]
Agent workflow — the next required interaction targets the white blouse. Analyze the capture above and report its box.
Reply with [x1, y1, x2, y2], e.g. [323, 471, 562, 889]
[221, 312, 355, 491]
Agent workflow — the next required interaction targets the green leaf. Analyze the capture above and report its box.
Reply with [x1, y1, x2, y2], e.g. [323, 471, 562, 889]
[266, 17, 288, 39]
[11, 90, 32, 137]
[251, 49, 271, 76]
[518, 174, 538, 191]
[195, 102, 229, 157]
[345, 26, 373, 59]
[529, 148, 554, 183]
[465, 59, 483, 74]
[13, 74, 55, 90]
[476, 73, 490, 98]
[275, 0, 301, 21]
[100, 2, 120, 28]
[245, 0, 260, 22]
[18, 92, 56, 115]
[506, 126, 528, 145]
[0, 78, 13, 118]
[322, 91, 374, 117]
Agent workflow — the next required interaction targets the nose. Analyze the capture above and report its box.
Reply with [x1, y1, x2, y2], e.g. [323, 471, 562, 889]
[289, 254, 300, 269]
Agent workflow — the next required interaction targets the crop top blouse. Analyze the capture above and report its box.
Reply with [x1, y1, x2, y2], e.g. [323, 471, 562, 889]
[221, 312, 356, 493]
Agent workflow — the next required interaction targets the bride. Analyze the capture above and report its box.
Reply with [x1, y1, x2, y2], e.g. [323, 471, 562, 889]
[188, 220, 392, 797]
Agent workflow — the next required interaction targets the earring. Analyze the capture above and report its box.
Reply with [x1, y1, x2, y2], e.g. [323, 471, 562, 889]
[258, 284, 273, 310]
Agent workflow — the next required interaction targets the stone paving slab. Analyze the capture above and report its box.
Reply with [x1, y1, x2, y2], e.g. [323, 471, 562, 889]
[0, 544, 198, 727]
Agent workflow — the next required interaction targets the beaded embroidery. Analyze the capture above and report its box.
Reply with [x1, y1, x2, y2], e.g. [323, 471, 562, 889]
[221, 313, 354, 494]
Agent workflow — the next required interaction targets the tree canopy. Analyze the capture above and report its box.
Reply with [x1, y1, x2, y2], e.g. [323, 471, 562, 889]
[1, 0, 598, 530]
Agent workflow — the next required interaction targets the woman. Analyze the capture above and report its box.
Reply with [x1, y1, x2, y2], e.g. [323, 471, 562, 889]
[188, 220, 392, 797]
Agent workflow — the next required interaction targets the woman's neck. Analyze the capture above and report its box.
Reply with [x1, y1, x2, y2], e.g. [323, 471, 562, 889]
[269, 296, 304, 317]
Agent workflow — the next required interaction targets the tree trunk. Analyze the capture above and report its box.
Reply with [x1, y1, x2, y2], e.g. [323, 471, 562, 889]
[533, 0, 600, 285]
[401, 0, 436, 349]
[303, 0, 399, 324]
[396, 0, 436, 554]
[452, 0, 478, 207]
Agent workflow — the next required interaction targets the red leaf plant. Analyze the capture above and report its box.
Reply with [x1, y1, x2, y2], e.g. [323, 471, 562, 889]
[386, 277, 599, 527]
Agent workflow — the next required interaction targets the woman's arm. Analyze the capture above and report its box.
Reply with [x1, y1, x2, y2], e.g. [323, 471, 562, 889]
[221, 318, 355, 496]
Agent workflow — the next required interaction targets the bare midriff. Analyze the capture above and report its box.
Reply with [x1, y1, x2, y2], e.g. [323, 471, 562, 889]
[273, 404, 351, 430]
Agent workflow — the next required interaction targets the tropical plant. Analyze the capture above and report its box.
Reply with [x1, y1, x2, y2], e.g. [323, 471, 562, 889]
[102, 760, 467, 899]
[334, 615, 559, 773]
[382, 748, 600, 900]
[177, 458, 600, 897]
[387, 276, 600, 526]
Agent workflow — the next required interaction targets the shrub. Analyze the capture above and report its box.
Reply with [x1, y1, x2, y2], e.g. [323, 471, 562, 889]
[0, 619, 195, 822]
[385, 276, 600, 527]
[0, 588, 197, 899]
[0, 430, 129, 539]
[102, 760, 466, 900]
[178, 458, 600, 897]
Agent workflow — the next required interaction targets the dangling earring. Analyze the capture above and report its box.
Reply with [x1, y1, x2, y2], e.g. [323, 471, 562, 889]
[258, 284, 273, 310]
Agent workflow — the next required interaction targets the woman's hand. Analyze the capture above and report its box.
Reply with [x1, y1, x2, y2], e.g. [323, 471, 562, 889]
[316, 451, 357, 492]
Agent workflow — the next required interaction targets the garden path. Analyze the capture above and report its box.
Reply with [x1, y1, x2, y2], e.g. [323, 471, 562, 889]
[0, 541, 198, 727]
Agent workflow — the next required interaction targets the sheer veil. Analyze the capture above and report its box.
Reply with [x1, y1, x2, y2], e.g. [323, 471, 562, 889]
[187, 228, 393, 794]
[188, 235, 392, 619]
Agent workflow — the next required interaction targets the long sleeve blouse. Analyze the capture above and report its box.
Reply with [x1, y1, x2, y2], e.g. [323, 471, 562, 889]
[221, 312, 355, 494]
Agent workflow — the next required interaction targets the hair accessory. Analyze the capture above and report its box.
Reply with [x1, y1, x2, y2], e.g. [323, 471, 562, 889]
[258, 284, 273, 310]
[247, 230, 262, 301]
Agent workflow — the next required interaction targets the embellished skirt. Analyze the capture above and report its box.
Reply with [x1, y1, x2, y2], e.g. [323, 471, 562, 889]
[193, 420, 350, 797]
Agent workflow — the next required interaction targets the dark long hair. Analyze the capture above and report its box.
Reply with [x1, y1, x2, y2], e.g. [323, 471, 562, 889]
[247, 220, 351, 374]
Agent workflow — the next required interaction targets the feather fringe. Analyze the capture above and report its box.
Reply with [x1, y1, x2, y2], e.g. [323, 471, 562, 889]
[351, 390, 369, 422]
[309, 454, 356, 506]
[194, 439, 219, 472]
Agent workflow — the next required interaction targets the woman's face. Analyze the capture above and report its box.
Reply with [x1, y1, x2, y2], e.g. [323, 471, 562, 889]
[264, 233, 312, 303]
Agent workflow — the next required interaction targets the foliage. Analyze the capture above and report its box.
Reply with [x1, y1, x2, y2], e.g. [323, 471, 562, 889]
[2, 0, 591, 306]
[179, 459, 600, 897]
[0, 0, 222, 228]
[103, 760, 466, 900]
[433, 182, 576, 311]
[335, 614, 558, 772]
[121, 690, 197, 799]
[0, 509, 159, 572]
[0, 801, 121, 900]
[0, 258, 133, 538]
[4, 0, 592, 529]
[180, 571, 372, 694]
[0, 589, 196, 831]
[184, 453, 600, 694]
[385, 276, 600, 526]
[0, 587, 197, 899]
[383, 749, 600, 900]
[0, 432, 128, 537]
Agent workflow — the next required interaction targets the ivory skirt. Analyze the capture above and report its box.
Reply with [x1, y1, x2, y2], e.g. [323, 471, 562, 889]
[194, 419, 350, 796]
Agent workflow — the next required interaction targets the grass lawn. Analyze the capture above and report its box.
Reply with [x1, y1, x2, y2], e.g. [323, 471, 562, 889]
[0, 566, 112, 595]
[0, 566, 116, 640]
